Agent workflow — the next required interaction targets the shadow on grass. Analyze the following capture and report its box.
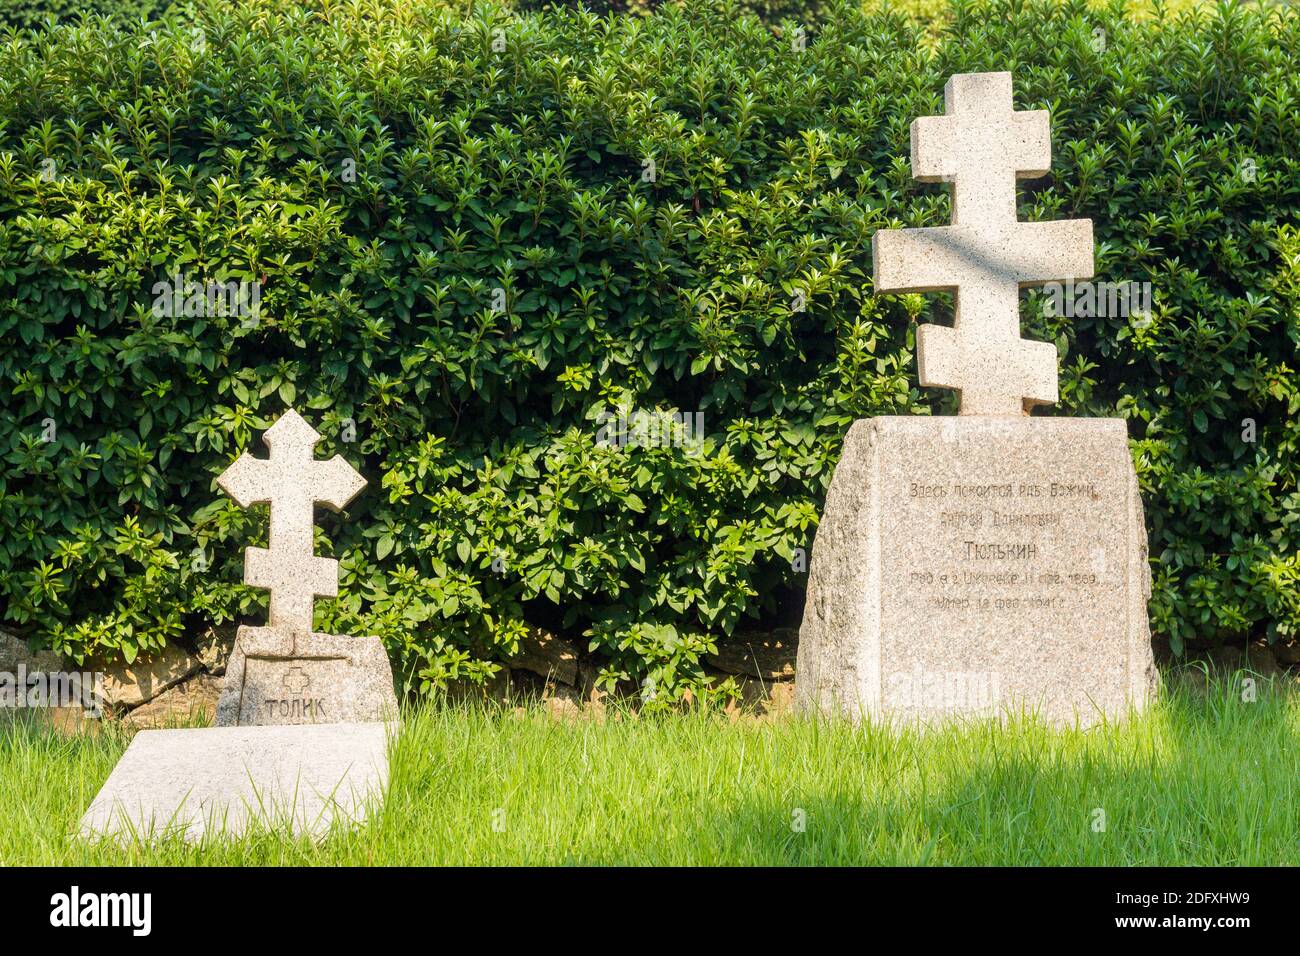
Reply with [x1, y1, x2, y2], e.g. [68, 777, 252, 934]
[690, 673, 1297, 866]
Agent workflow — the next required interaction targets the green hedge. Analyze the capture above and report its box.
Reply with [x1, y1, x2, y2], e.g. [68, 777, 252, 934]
[2, 0, 1297, 698]
[512, 0, 836, 23]
[0, 0, 836, 32]
[0, 0, 179, 30]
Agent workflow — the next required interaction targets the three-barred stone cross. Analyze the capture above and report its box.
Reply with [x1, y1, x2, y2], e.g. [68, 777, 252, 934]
[873, 72, 1094, 416]
[217, 409, 366, 637]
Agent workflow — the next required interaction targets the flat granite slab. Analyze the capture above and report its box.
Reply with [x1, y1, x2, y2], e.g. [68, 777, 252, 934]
[79, 722, 393, 842]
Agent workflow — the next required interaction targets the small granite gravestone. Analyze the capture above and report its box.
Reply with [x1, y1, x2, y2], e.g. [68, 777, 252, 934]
[81, 409, 398, 841]
[213, 410, 397, 726]
[797, 72, 1157, 727]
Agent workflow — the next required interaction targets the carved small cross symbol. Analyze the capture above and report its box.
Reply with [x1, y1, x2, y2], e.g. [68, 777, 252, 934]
[217, 409, 366, 636]
[282, 666, 311, 696]
[873, 72, 1094, 415]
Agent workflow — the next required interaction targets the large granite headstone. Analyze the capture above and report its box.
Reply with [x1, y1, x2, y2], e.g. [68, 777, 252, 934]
[796, 72, 1157, 727]
[81, 409, 398, 841]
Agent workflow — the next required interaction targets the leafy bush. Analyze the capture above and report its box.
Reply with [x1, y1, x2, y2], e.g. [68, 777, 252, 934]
[511, 0, 836, 24]
[1, 0, 1296, 698]
[0, 0, 179, 30]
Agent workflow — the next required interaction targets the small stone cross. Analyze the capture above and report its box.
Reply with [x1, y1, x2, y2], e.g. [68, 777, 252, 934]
[217, 409, 366, 636]
[872, 72, 1094, 415]
[282, 666, 312, 696]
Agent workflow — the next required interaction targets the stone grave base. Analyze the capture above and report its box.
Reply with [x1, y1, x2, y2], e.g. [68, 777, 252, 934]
[79, 722, 393, 842]
[796, 415, 1158, 728]
[217, 625, 399, 727]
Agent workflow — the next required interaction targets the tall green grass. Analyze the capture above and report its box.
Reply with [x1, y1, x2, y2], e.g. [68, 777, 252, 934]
[1, 675, 1295, 865]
